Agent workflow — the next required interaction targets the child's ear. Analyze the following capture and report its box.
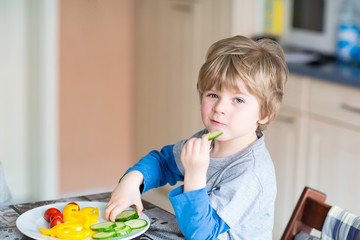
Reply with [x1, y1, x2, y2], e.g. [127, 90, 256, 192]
[258, 116, 269, 125]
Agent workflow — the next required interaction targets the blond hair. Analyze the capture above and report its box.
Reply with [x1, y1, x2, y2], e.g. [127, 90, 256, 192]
[197, 35, 288, 131]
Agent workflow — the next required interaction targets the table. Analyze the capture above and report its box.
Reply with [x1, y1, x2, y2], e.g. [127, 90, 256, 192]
[0, 192, 185, 240]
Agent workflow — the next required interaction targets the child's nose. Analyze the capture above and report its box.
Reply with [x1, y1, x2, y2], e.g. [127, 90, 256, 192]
[213, 99, 228, 114]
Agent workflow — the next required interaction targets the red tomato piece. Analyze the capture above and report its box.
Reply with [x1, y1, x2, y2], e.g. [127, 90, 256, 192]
[49, 212, 63, 222]
[50, 218, 63, 228]
[68, 202, 80, 210]
[44, 208, 61, 223]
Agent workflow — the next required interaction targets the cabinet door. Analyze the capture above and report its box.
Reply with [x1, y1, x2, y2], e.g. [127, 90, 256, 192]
[266, 109, 307, 239]
[307, 119, 360, 215]
[134, 0, 204, 212]
[134, 0, 202, 158]
[134, 0, 234, 213]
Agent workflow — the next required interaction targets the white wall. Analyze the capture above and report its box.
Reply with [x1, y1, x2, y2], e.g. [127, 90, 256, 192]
[0, 0, 58, 203]
[0, 0, 30, 203]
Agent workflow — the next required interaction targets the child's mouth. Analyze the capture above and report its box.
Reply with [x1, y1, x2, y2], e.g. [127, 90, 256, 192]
[211, 119, 226, 126]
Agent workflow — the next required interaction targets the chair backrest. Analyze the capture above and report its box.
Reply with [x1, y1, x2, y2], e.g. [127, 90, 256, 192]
[281, 186, 331, 240]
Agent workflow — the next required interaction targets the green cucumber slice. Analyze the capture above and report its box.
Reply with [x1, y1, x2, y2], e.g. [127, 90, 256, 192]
[90, 222, 116, 232]
[114, 222, 126, 231]
[116, 225, 132, 237]
[115, 209, 139, 222]
[208, 131, 223, 140]
[92, 231, 116, 239]
[125, 219, 148, 230]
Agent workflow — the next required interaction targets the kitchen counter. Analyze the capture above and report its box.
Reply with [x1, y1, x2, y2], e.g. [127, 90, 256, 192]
[287, 60, 360, 89]
[0, 192, 185, 240]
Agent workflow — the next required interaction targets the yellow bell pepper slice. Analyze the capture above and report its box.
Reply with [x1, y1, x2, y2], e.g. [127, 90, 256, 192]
[79, 207, 95, 214]
[90, 207, 99, 223]
[39, 227, 54, 237]
[56, 227, 95, 240]
[40, 223, 83, 237]
[78, 207, 99, 223]
[63, 204, 79, 222]
[39, 203, 100, 240]
[71, 212, 91, 229]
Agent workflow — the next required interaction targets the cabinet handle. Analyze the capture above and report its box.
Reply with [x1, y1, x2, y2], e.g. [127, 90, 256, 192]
[276, 115, 295, 124]
[341, 102, 360, 115]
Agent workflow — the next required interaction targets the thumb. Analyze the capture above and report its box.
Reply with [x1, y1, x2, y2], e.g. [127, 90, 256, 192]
[135, 200, 144, 217]
[202, 133, 213, 148]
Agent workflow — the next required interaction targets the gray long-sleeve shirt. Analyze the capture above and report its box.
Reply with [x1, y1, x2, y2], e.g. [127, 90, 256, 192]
[173, 129, 277, 239]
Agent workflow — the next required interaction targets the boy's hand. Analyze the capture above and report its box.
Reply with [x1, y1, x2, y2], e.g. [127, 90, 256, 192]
[105, 171, 144, 222]
[181, 134, 212, 192]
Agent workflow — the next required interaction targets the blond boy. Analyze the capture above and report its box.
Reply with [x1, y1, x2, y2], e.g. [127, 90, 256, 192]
[106, 35, 288, 239]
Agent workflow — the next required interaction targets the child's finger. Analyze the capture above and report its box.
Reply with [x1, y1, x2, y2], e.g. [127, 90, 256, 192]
[104, 202, 115, 220]
[135, 200, 144, 217]
[104, 201, 115, 220]
[108, 204, 126, 222]
[183, 138, 193, 153]
[201, 134, 213, 149]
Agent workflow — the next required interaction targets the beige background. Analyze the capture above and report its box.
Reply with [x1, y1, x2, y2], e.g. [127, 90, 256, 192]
[0, 0, 259, 201]
[59, 0, 135, 193]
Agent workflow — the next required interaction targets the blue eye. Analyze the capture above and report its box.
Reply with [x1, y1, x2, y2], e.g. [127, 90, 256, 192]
[209, 93, 218, 98]
[235, 98, 244, 103]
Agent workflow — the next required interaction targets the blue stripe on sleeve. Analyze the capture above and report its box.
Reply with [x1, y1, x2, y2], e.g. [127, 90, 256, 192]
[124, 144, 183, 192]
[169, 185, 230, 239]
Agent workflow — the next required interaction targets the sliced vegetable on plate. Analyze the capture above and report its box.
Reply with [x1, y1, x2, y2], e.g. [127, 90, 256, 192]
[90, 222, 116, 232]
[115, 225, 132, 237]
[16, 201, 150, 240]
[91, 210, 148, 239]
[39, 201, 99, 239]
[115, 209, 139, 222]
[44, 208, 61, 222]
[124, 219, 148, 230]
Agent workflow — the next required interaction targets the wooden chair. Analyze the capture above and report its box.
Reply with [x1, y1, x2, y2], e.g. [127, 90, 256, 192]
[281, 186, 331, 240]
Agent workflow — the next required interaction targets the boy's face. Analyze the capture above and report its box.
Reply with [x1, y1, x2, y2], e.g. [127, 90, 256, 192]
[201, 79, 265, 145]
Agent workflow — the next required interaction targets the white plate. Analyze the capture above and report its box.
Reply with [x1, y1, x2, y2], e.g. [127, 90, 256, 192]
[16, 201, 150, 240]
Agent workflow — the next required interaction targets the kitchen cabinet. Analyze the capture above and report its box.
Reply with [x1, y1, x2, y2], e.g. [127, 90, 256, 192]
[134, 0, 235, 212]
[266, 109, 304, 238]
[267, 74, 360, 238]
[266, 74, 311, 238]
[133, 0, 236, 159]
[307, 119, 360, 214]
[134, 0, 203, 158]
[307, 80, 360, 215]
